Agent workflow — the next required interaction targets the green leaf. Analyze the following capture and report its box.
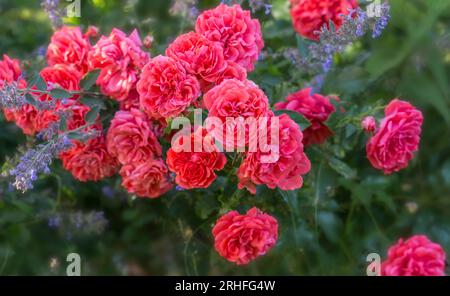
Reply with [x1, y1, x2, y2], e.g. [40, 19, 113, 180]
[80, 69, 100, 90]
[59, 117, 67, 132]
[35, 75, 47, 91]
[328, 157, 356, 179]
[274, 109, 311, 131]
[79, 96, 106, 110]
[296, 35, 310, 57]
[50, 88, 71, 100]
[84, 105, 100, 123]
[67, 132, 85, 140]
[25, 94, 37, 106]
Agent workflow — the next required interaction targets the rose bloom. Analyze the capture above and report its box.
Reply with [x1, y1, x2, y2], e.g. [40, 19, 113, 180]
[88, 28, 150, 101]
[107, 109, 162, 165]
[366, 99, 423, 174]
[361, 116, 377, 132]
[381, 235, 446, 276]
[60, 136, 119, 182]
[212, 207, 278, 265]
[137, 55, 200, 119]
[166, 32, 227, 91]
[195, 4, 264, 71]
[120, 158, 173, 198]
[47, 26, 92, 74]
[30, 64, 84, 132]
[203, 79, 270, 149]
[237, 114, 311, 194]
[290, 0, 358, 41]
[119, 89, 140, 111]
[166, 128, 227, 189]
[275, 88, 337, 146]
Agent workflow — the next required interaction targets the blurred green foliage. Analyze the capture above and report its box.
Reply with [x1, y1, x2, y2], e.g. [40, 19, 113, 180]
[0, 0, 449, 275]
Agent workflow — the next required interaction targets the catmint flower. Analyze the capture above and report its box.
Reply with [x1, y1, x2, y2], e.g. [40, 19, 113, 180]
[0, 81, 27, 110]
[9, 135, 73, 192]
[41, 0, 63, 29]
[372, 3, 390, 38]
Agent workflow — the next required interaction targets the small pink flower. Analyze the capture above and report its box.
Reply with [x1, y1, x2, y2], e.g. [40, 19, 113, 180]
[237, 114, 311, 194]
[137, 55, 200, 119]
[47, 26, 92, 74]
[195, 4, 264, 71]
[203, 78, 270, 149]
[166, 128, 227, 189]
[88, 28, 150, 101]
[120, 159, 173, 198]
[107, 109, 162, 165]
[275, 88, 337, 146]
[361, 116, 377, 132]
[381, 235, 446, 276]
[366, 99, 423, 174]
[166, 32, 227, 91]
[60, 136, 119, 182]
[212, 207, 278, 265]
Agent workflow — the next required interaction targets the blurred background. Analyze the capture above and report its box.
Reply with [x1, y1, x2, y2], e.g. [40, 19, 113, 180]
[0, 0, 449, 275]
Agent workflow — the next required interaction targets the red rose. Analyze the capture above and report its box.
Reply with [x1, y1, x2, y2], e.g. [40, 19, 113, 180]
[137, 55, 200, 119]
[381, 235, 446, 276]
[203, 79, 270, 149]
[290, 0, 358, 41]
[120, 158, 173, 198]
[107, 109, 162, 165]
[47, 26, 92, 74]
[237, 114, 311, 194]
[166, 32, 227, 90]
[275, 88, 337, 146]
[195, 4, 264, 71]
[60, 136, 119, 182]
[366, 99, 423, 174]
[88, 28, 150, 101]
[166, 128, 226, 189]
[212, 207, 278, 265]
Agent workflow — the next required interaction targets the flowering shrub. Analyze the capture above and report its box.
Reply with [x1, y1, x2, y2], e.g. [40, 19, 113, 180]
[0, 0, 449, 275]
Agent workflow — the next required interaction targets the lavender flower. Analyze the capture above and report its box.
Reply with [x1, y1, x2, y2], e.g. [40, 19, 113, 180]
[170, 0, 199, 23]
[372, 3, 390, 38]
[41, 0, 63, 29]
[9, 135, 72, 192]
[0, 81, 27, 110]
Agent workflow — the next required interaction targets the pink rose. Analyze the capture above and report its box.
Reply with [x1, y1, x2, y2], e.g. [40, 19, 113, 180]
[366, 99, 423, 174]
[137, 55, 200, 119]
[119, 89, 140, 111]
[47, 26, 92, 74]
[275, 88, 337, 146]
[166, 32, 227, 91]
[381, 235, 446, 276]
[195, 4, 264, 71]
[166, 128, 227, 189]
[107, 109, 162, 165]
[361, 116, 376, 132]
[212, 207, 278, 265]
[237, 114, 311, 194]
[120, 159, 173, 198]
[290, 0, 358, 41]
[88, 28, 150, 101]
[203, 78, 270, 149]
[60, 136, 119, 182]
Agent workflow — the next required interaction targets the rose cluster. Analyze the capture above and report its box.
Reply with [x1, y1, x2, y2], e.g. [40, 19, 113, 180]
[0, 2, 438, 269]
